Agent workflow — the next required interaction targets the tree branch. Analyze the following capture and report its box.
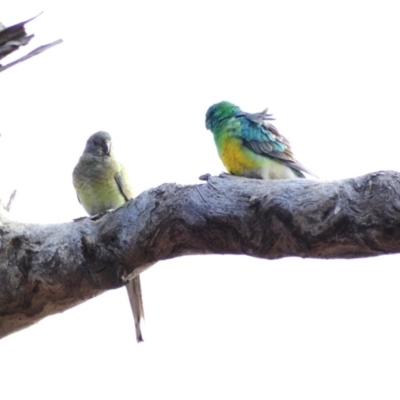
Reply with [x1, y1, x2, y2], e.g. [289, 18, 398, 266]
[1, 170, 400, 338]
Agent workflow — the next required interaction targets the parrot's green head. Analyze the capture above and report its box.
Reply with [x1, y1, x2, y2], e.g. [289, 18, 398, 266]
[84, 131, 113, 157]
[205, 101, 241, 131]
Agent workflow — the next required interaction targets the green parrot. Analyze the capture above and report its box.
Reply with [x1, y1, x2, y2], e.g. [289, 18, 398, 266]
[73, 131, 144, 342]
[205, 101, 314, 179]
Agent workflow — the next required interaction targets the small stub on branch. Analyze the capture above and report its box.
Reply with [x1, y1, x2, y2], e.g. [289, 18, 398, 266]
[199, 173, 211, 181]
[5, 190, 17, 212]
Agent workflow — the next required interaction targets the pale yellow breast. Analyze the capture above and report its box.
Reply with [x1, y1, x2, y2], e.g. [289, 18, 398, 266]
[219, 137, 260, 175]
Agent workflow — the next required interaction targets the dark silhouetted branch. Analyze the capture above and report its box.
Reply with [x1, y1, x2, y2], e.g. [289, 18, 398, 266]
[1, 171, 400, 338]
[0, 13, 62, 73]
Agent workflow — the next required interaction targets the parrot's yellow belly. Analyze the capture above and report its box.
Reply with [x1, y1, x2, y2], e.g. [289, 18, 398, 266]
[219, 137, 260, 175]
[79, 183, 126, 215]
[217, 136, 297, 179]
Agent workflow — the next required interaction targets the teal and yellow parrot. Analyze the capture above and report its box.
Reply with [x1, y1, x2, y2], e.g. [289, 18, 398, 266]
[73, 131, 144, 342]
[205, 101, 314, 179]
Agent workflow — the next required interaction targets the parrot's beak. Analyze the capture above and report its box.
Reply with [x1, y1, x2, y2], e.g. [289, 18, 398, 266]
[102, 140, 111, 156]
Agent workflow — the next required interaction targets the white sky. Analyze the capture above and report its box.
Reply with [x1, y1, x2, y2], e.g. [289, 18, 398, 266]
[1, 1, 400, 399]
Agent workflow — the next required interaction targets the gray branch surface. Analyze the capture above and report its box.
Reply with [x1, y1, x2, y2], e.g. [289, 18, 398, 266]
[1, 171, 400, 339]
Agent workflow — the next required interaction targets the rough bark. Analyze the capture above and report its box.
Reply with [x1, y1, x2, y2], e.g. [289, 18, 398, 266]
[1, 171, 400, 339]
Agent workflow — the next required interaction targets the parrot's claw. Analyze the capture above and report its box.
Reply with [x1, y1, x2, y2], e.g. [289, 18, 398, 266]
[73, 216, 87, 222]
[90, 209, 113, 221]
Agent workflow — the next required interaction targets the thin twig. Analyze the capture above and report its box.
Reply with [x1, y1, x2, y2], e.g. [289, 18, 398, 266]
[0, 39, 63, 73]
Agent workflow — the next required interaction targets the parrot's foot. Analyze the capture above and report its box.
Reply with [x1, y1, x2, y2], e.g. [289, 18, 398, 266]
[90, 209, 113, 221]
[219, 172, 232, 179]
[73, 216, 87, 222]
[73, 210, 112, 222]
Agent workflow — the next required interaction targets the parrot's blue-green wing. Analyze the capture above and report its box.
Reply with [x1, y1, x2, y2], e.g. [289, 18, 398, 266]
[239, 109, 315, 177]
